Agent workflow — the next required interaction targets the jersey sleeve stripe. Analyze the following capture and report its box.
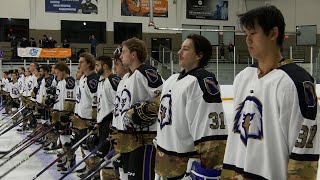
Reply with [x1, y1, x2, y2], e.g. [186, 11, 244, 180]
[223, 163, 268, 180]
[289, 152, 319, 161]
[157, 145, 197, 157]
[194, 135, 228, 146]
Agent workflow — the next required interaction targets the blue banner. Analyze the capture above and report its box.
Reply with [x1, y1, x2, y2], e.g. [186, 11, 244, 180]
[45, 0, 98, 14]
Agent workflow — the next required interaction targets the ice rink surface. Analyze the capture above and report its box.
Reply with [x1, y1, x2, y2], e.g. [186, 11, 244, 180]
[0, 101, 318, 180]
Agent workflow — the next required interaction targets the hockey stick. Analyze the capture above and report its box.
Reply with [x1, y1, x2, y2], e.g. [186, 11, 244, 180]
[0, 117, 24, 137]
[0, 128, 67, 179]
[83, 153, 121, 180]
[0, 122, 47, 159]
[0, 127, 52, 167]
[0, 111, 32, 137]
[32, 131, 93, 180]
[58, 140, 113, 180]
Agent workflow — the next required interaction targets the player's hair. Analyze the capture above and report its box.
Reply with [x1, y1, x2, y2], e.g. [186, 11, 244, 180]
[12, 71, 18, 77]
[40, 64, 50, 73]
[238, 5, 285, 47]
[31, 61, 39, 69]
[186, 34, 212, 68]
[122, 37, 147, 63]
[4, 71, 9, 75]
[55, 61, 70, 74]
[19, 67, 25, 72]
[79, 52, 95, 70]
[96, 55, 113, 70]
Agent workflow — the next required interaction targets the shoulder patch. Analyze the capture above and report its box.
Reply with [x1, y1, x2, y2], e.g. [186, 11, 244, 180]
[108, 74, 121, 91]
[87, 73, 99, 93]
[145, 69, 159, 83]
[278, 63, 317, 120]
[303, 81, 317, 107]
[203, 77, 220, 96]
[45, 76, 53, 88]
[190, 69, 222, 103]
[65, 76, 76, 89]
[137, 64, 163, 88]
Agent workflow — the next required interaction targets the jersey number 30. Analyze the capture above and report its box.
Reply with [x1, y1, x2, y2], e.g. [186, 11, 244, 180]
[209, 112, 225, 129]
[295, 125, 317, 148]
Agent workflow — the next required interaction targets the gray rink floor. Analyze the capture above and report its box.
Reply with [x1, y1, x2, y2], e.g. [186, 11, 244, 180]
[0, 101, 319, 180]
[0, 114, 85, 180]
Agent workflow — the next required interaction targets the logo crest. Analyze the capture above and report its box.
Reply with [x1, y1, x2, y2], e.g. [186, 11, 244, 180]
[203, 77, 220, 95]
[233, 96, 263, 146]
[145, 69, 159, 83]
[303, 81, 317, 107]
[158, 94, 172, 130]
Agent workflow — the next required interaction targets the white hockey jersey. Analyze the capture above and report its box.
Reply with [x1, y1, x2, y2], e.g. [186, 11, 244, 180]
[53, 76, 76, 111]
[2, 78, 9, 92]
[77, 73, 99, 120]
[116, 64, 163, 132]
[22, 75, 30, 97]
[223, 61, 320, 179]
[18, 74, 25, 94]
[8, 81, 20, 99]
[74, 80, 81, 115]
[97, 74, 120, 123]
[112, 79, 126, 130]
[156, 68, 228, 155]
[27, 74, 37, 98]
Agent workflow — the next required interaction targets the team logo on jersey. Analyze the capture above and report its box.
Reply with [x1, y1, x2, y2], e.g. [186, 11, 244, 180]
[76, 88, 81, 103]
[112, 77, 121, 87]
[18, 81, 23, 91]
[88, 79, 98, 89]
[45, 78, 53, 88]
[303, 81, 317, 107]
[145, 69, 159, 83]
[28, 81, 33, 90]
[12, 87, 19, 95]
[203, 77, 219, 95]
[97, 94, 102, 113]
[120, 89, 132, 115]
[158, 94, 172, 130]
[233, 96, 263, 146]
[66, 78, 75, 88]
[114, 96, 120, 117]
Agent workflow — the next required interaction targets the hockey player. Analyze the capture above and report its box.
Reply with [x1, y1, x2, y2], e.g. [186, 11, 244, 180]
[1, 71, 10, 114]
[222, 6, 319, 179]
[113, 37, 163, 180]
[51, 61, 76, 173]
[17, 67, 25, 96]
[154, 34, 227, 179]
[93, 55, 120, 179]
[70, 52, 100, 177]
[111, 48, 130, 179]
[6, 71, 21, 121]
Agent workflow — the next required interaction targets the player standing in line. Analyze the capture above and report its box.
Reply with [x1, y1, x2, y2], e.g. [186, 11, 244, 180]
[6, 71, 21, 122]
[113, 37, 163, 180]
[111, 48, 130, 179]
[222, 5, 319, 179]
[70, 52, 100, 177]
[50, 61, 76, 173]
[93, 55, 121, 179]
[154, 34, 228, 179]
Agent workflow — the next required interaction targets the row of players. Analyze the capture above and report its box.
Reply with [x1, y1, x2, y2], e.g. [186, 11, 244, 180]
[0, 6, 320, 180]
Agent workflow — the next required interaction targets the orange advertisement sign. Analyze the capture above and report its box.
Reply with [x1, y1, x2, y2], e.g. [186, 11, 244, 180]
[39, 48, 71, 58]
[18, 48, 71, 58]
[121, 0, 168, 17]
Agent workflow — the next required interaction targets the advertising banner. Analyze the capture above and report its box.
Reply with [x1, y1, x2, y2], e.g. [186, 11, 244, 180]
[121, 0, 168, 17]
[18, 48, 72, 58]
[186, 0, 228, 20]
[45, 0, 98, 14]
